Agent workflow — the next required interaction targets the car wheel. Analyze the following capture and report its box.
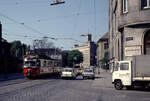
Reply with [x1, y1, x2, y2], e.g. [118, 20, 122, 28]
[73, 77, 76, 80]
[114, 80, 123, 90]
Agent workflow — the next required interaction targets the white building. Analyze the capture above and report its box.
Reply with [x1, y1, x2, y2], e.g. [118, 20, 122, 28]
[74, 34, 97, 68]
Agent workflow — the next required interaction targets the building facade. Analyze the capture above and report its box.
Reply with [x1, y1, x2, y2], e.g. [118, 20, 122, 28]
[97, 33, 109, 68]
[0, 22, 14, 73]
[61, 50, 70, 67]
[109, 0, 150, 66]
[74, 34, 97, 68]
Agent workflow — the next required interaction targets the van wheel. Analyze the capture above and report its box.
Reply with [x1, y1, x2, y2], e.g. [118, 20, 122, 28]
[114, 80, 123, 90]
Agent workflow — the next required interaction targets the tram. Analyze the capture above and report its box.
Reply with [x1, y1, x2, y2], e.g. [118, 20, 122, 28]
[23, 55, 61, 79]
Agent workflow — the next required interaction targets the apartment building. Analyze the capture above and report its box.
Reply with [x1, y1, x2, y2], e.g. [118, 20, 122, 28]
[97, 33, 109, 68]
[109, 0, 150, 65]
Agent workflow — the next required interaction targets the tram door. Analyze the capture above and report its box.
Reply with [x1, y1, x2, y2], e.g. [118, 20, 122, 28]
[144, 31, 150, 55]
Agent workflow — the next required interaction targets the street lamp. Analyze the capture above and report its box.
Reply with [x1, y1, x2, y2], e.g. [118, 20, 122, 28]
[73, 56, 77, 68]
[50, 0, 65, 6]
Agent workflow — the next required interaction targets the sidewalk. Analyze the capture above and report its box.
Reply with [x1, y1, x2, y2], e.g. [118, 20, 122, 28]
[0, 73, 24, 81]
[92, 69, 113, 89]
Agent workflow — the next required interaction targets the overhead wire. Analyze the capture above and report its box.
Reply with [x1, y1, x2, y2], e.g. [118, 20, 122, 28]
[0, 12, 51, 37]
[0, 0, 48, 6]
[93, 0, 97, 41]
[2, 32, 34, 40]
[0, 0, 93, 48]
[35, 11, 98, 23]
[0, 1, 85, 43]
[70, 0, 83, 46]
[71, 0, 82, 35]
[87, 0, 92, 35]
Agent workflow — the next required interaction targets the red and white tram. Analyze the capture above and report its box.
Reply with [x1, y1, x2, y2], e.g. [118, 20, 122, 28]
[23, 55, 61, 79]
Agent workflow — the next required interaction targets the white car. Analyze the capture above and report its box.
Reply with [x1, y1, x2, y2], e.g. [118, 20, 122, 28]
[61, 68, 76, 79]
[82, 68, 95, 80]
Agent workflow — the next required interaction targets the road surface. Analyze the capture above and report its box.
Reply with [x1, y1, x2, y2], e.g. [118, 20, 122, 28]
[0, 72, 150, 101]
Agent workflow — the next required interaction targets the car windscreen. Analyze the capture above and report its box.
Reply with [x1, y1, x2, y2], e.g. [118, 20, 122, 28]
[84, 69, 93, 72]
[63, 69, 73, 72]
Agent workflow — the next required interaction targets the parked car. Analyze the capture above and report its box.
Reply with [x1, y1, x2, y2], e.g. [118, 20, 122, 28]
[61, 68, 76, 79]
[82, 68, 95, 80]
[76, 68, 83, 76]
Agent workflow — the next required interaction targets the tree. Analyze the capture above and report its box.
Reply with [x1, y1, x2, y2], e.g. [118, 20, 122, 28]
[10, 41, 22, 57]
[32, 37, 54, 49]
[101, 52, 109, 70]
[67, 50, 83, 67]
[10, 40, 30, 57]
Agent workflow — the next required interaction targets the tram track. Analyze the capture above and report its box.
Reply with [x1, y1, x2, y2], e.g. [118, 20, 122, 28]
[0, 78, 57, 96]
[0, 78, 29, 87]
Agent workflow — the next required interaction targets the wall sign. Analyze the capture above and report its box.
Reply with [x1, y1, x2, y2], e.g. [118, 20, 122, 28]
[126, 37, 133, 41]
[125, 46, 141, 56]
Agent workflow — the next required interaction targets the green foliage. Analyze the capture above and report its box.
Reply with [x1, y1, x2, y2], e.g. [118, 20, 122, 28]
[10, 40, 30, 57]
[101, 52, 109, 70]
[67, 50, 83, 66]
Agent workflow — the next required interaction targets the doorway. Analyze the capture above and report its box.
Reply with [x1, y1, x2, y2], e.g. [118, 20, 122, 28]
[144, 31, 150, 55]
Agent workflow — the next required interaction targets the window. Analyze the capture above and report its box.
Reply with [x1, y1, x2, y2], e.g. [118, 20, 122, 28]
[84, 69, 93, 73]
[141, 0, 150, 9]
[123, 0, 128, 13]
[63, 69, 73, 72]
[120, 62, 129, 70]
[24, 61, 36, 66]
[104, 43, 109, 49]
[43, 61, 46, 67]
[37, 60, 41, 66]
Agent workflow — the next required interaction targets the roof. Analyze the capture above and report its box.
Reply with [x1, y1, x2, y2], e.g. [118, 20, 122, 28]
[97, 32, 109, 43]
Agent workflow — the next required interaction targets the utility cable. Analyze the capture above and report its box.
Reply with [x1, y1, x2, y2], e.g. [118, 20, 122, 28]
[93, 0, 97, 41]
[0, 0, 47, 6]
[71, 0, 82, 36]
[0, 12, 48, 37]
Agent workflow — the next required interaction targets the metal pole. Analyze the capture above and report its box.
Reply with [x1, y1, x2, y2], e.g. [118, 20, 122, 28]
[0, 22, 2, 74]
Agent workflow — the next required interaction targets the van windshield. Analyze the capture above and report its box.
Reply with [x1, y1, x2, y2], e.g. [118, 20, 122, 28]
[120, 62, 129, 70]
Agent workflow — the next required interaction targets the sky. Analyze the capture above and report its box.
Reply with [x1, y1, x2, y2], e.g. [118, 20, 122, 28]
[0, 0, 108, 50]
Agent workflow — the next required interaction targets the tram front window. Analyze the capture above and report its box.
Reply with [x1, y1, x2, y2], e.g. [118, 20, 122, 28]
[25, 61, 36, 67]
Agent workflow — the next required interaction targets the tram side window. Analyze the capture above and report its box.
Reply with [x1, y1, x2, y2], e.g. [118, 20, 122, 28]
[47, 61, 51, 67]
[43, 61, 46, 67]
[37, 60, 41, 66]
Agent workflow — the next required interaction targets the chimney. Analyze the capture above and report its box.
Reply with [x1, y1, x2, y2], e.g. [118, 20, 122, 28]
[0, 22, 2, 42]
[86, 34, 92, 43]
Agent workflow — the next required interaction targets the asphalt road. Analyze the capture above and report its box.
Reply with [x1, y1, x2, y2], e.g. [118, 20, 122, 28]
[0, 72, 150, 101]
